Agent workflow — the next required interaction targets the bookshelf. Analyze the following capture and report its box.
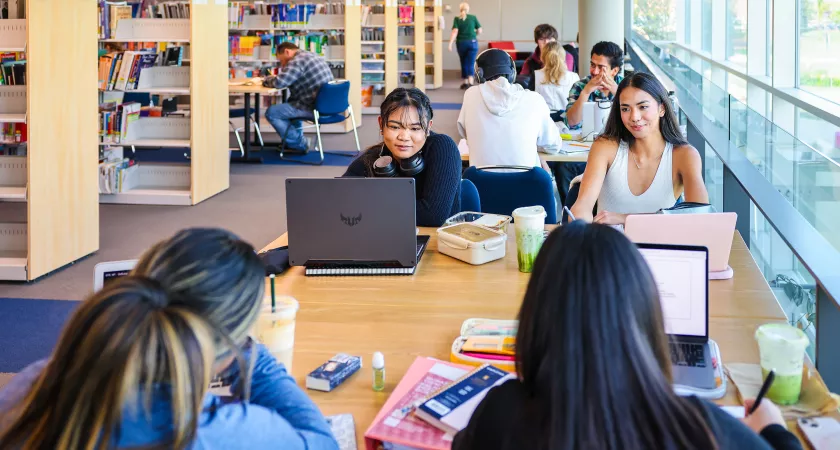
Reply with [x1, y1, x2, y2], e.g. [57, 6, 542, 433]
[227, 1, 361, 133]
[97, 2, 229, 206]
[0, 2, 99, 281]
[425, 0, 443, 89]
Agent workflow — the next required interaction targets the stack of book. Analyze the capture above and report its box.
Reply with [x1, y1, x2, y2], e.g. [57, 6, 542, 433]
[361, 4, 385, 26]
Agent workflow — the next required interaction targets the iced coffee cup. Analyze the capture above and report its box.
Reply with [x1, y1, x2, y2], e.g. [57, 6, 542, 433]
[512, 206, 547, 273]
[754, 324, 810, 405]
[255, 296, 299, 373]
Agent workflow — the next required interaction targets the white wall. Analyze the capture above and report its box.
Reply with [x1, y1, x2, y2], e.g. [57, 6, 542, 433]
[440, 0, 578, 70]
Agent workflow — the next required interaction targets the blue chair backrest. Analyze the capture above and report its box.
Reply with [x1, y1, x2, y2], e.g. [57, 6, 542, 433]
[460, 179, 481, 212]
[463, 166, 557, 223]
[315, 80, 351, 115]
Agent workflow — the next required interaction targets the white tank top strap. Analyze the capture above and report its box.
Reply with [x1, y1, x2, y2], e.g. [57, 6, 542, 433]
[597, 140, 677, 214]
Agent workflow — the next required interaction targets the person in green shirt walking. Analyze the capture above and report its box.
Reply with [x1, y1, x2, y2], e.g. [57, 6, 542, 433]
[448, 2, 482, 89]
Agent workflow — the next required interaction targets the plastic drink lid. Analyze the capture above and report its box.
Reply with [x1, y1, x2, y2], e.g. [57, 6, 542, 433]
[372, 352, 385, 369]
[512, 206, 547, 219]
[755, 323, 809, 346]
[264, 296, 300, 319]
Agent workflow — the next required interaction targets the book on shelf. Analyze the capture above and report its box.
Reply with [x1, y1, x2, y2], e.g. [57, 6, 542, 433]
[99, 47, 185, 92]
[99, 101, 142, 145]
[1, 123, 26, 144]
[2, 0, 24, 19]
[398, 5, 414, 24]
[364, 357, 472, 450]
[98, 158, 138, 195]
[98, 1, 190, 39]
[0, 60, 25, 86]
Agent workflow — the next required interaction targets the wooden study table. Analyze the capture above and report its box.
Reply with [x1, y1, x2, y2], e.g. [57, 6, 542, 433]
[228, 82, 281, 164]
[260, 228, 833, 447]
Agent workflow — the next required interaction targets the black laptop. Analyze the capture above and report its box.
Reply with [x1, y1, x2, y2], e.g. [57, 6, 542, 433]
[637, 243, 717, 389]
[285, 178, 429, 276]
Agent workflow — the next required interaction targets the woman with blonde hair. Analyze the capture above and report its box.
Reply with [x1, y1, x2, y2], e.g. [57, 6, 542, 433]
[448, 2, 483, 89]
[0, 228, 338, 450]
[534, 41, 580, 125]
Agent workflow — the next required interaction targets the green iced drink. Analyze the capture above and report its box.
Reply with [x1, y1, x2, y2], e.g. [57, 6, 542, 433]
[512, 206, 547, 273]
[761, 368, 803, 406]
[755, 324, 809, 405]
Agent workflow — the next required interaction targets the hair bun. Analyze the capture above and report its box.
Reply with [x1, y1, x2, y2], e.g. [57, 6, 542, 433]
[133, 276, 170, 309]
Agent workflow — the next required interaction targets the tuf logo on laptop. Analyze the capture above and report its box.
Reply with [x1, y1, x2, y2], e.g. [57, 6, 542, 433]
[340, 213, 362, 227]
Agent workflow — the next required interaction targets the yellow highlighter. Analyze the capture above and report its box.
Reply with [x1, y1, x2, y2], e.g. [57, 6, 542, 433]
[461, 335, 516, 356]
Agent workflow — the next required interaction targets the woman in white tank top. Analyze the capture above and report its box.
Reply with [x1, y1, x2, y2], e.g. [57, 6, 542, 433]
[570, 72, 708, 224]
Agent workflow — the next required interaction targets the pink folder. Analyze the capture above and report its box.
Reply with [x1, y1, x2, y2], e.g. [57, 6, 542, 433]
[364, 357, 472, 450]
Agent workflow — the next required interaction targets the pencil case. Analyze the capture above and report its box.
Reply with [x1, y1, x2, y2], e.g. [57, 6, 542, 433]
[461, 335, 515, 356]
[460, 318, 518, 337]
[451, 336, 516, 373]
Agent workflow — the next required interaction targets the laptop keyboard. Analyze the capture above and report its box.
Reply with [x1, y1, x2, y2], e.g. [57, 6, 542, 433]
[670, 342, 707, 368]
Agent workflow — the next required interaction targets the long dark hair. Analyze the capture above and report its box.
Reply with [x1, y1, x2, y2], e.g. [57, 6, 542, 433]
[599, 72, 687, 147]
[0, 228, 266, 450]
[515, 222, 718, 450]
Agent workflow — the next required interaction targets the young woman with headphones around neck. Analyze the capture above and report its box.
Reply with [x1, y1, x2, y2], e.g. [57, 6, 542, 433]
[0, 228, 338, 450]
[344, 88, 462, 227]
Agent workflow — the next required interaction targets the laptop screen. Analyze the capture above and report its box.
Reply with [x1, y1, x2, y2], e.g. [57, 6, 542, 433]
[637, 246, 708, 338]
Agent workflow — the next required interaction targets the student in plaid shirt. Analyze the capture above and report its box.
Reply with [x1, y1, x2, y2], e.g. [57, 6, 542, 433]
[553, 41, 624, 204]
[262, 42, 334, 151]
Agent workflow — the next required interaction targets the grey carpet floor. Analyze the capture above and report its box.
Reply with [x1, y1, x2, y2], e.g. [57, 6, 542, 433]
[0, 74, 465, 301]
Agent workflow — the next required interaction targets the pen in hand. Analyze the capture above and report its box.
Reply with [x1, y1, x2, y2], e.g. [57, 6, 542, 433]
[747, 370, 775, 416]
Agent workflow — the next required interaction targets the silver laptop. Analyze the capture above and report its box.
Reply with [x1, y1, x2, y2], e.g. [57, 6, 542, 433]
[637, 243, 717, 389]
[285, 178, 429, 276]
[93, 260, 137, 291]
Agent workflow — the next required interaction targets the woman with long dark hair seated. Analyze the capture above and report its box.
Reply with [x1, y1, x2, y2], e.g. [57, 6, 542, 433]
[343, 88, 461, 227]
[570, 72, 709, 224]
[453, 222, 802, 450]
[0, 228, 338, 450]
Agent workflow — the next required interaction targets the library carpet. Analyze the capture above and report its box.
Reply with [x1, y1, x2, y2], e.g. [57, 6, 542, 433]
[0, 298, 78, 375]
[131, 147, 358, 167]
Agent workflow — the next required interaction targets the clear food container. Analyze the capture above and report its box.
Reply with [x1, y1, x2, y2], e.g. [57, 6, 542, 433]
[437, 223, 507, 265]
[444, 212, 512, 234]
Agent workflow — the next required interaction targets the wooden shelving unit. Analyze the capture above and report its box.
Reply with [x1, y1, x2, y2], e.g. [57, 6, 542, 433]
[227, 2, 361, 132]
[97, 5, 229, 206]
[425, 0, 443, 89]
[0, 3, 99, 281]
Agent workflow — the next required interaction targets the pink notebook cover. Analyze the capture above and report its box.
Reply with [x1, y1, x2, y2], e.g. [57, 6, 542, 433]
[364, 357, 471, 450]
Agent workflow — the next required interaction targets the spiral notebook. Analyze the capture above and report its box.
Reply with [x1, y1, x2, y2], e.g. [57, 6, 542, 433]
[304, 236, 429, 276]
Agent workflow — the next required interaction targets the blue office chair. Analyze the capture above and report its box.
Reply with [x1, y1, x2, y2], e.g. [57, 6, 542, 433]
[460, 179, 481, 212]
[463, 166, 557, 223]
[279, 79, 361, 165]
[229, 107, 265, 157]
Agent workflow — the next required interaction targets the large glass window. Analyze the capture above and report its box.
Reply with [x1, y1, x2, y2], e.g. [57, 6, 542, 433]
[633, 0, 677, 41]
[799, 0, 840, 104]
[702, 0, 713, 52]
[726, 0, 748, 67]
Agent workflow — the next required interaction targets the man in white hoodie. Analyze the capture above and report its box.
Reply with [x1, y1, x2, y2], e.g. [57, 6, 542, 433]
[457, 48, 560, 169]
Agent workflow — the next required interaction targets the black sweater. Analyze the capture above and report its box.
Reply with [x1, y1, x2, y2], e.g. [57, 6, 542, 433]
[452, 379, 803, 450]
[343, 132, 462, 227]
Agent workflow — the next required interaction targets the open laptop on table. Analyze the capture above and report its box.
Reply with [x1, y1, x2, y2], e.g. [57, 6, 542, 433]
[93, 260, 137, 291]
[625, 213, 737, 279]
[637, 243, 717, 390]
[285, 178, 429, 276]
